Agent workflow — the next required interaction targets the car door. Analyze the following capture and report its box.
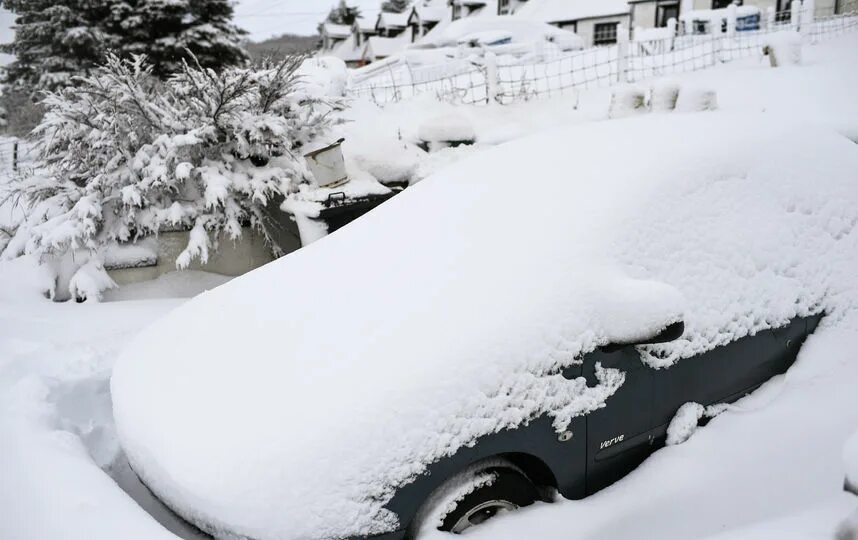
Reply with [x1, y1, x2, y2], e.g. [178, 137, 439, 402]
[583, 346, 655, 495]
[651, 316, 822, 435]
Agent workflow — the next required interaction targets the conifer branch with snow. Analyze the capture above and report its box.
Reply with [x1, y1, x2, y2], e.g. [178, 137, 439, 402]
[1, 52, 343, 299]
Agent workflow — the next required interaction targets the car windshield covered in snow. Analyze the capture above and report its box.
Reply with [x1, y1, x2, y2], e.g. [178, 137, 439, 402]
[111, 113, 858, 540]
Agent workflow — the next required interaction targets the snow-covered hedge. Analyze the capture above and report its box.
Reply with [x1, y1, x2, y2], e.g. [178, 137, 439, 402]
[1, 53, 343, 300]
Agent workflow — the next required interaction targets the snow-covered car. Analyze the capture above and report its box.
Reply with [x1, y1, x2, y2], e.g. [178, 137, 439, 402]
[111, 113, 858, 540]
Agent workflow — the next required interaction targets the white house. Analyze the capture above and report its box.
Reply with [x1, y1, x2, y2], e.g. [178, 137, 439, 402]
[514, 0, 632, 45]
[329, 18, 378, 67]
[451, 0, 500, 20]
[497, 0, 531, 15]
[376, 10, 412, 37]
[407, 2, 448, 41]
[629, 0, 850, 32]
[320, 22, 352, 51]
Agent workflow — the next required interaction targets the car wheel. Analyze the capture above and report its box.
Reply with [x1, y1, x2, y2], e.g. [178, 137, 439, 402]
[414, 461, 540, 536]
[440, 467, 538, 533]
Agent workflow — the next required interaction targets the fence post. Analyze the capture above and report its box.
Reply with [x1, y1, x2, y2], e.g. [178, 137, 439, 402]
[802, 0, 815, 38]
[12, 141, 17, 173]
[617, 24, 629, 83]
[792, 0, 802, 31]
[484, 51, 499, 104]
[726, 3, 737, 36]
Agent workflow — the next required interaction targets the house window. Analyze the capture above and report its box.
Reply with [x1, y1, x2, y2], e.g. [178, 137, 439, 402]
[656, 2, 680, 27]
[593, 22, 619, 45]
[498, 0, 510, 14]
[711, 0, 739, 7]
[452, 4, 462, 20]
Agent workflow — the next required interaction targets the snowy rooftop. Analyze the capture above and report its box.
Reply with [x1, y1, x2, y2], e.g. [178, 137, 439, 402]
[377, 11, 412, 29]
[322, 22, 352, 38]
[331, 34, 363, 62]
[515, 0, 630, 23]
[364, 33, 413, 59]
[410, 4, 449, 23]
[353, 17, 378, 33]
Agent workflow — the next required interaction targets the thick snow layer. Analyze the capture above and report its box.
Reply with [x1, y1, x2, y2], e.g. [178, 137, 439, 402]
[418, 113, 477, 143]
[111, 112, 858, 540]
[666, 402, 705, 445]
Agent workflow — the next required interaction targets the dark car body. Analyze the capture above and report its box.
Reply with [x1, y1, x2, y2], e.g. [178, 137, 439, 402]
[359, 314, 822, 540]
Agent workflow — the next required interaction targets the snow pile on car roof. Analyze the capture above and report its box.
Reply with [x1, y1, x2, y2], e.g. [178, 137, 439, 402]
[111, 113, 858, 540]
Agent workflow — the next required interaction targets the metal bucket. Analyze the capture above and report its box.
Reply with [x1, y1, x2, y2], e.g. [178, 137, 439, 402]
[304, 138, 348, 188]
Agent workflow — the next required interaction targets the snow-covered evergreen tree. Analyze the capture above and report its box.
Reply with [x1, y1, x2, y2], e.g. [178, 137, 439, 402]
[381, 0, 411, 13]
[0, 0, 117, 92]
[1, 53, 342, 299]
[325, 0, 361, 26]
[1, 0, 249, 94]
[104, 0, 249, 78]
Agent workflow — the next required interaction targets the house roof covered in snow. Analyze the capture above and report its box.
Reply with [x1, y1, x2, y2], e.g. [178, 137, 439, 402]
[332, 34, 363, 62]
[409, 3, 448, 23]
[353, 17, 378, 33]
[363, 33, 412, 60]
[377, 11, 412, 30]
[515, 0, 630, 23]
[322, 22, 352, 38]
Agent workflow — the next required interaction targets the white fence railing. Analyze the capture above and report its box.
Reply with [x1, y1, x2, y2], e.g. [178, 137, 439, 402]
[350, 6, 858, 106]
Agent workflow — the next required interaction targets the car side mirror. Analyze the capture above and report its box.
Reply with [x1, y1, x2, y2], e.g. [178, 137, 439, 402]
[601, 321, 684, 352]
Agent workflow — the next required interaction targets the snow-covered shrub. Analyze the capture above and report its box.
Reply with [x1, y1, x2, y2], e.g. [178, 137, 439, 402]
[1, 53, 342, 299]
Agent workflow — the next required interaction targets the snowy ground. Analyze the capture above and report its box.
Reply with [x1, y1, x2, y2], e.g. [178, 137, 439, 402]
[2, 32, 858, 540]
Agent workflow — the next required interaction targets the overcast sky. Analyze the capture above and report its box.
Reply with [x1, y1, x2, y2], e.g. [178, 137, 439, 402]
[234, 0, 383, 41]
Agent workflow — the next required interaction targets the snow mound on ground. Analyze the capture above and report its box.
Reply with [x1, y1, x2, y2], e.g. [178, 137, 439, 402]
[418, 113, 477, 144]
[112, 114, 858, 540]
[666, 402, 706, 445]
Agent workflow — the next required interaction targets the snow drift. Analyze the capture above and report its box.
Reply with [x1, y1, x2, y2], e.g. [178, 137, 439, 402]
[111, 113, 858, 540]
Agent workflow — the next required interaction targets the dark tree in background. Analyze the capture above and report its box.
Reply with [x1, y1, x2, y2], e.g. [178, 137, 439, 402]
[0, 0, 250, 134]
[0, 0, 117, 92]
[325, 0, 361, 26]
[381, 0, 411, 13]
[104, 0, 249, 79]
[0, 0, 248, 91]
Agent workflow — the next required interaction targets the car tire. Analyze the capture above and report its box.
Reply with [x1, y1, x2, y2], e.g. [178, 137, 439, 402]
[439, 467, 538, 533]
[412, 460, 540, 536]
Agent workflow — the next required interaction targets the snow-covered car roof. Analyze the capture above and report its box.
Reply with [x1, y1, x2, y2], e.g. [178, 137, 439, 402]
[111, 113, 858, 540]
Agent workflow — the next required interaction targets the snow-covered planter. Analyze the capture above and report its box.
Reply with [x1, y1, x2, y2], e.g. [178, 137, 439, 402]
[675, 87, 719, 113]
[609, 86, 648, 119]
[0, 53, 343, 300]
[650, 83, 681, 113]
[112, 115, 858, 540]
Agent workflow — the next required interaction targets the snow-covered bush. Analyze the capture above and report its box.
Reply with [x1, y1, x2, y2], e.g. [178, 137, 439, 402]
[1, 53, 342, 299]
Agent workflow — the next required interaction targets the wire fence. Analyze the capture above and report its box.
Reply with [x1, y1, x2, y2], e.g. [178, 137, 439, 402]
[349, 8, 858, 107]
[0, 139, 35, 183]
